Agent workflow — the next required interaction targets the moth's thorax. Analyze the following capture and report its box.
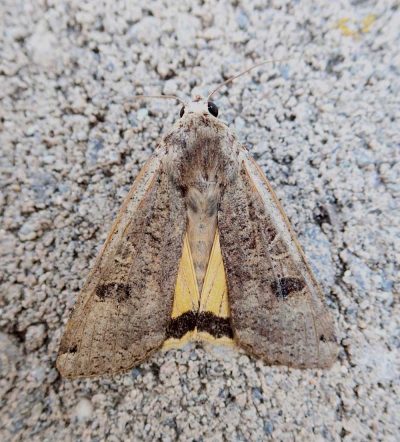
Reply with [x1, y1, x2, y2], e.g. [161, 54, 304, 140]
[163, 111, 241, 190]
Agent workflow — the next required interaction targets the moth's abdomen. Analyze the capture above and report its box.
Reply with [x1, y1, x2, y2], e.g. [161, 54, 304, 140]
[186, 184, 220, 294]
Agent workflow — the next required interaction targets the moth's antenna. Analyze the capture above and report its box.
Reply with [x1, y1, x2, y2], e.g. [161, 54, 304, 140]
[132, 95, 186, 105]
[207, 58, 291, 100]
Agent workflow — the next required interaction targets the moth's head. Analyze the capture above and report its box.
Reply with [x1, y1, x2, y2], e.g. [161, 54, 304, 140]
[179, 95, 218, 119]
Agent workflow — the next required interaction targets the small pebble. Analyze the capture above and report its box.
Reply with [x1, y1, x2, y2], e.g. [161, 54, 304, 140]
[25, 324, 47, 352]
[74, 398, 94, 422]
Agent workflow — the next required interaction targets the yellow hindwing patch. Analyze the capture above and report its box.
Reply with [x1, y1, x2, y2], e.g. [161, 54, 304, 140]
[199, 230, 230, 317]
[197, 230, 233, 346]
[163, 234, 199, 350]
[171, 234, 200, 318]
[163, 229, 233, 349]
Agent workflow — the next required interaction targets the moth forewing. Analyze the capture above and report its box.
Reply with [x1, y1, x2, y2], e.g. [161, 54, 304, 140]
[217, 151, 338, 368]
[56, 151, 187, 378]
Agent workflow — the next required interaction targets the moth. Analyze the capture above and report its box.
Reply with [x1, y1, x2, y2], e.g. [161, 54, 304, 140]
[57, 71, 338, 378]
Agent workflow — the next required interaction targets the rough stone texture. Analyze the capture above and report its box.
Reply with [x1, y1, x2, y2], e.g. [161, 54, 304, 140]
[0, 0, 398, 441]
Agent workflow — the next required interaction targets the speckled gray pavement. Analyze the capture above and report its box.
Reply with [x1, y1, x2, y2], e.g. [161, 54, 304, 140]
[1, 0, 399, 441]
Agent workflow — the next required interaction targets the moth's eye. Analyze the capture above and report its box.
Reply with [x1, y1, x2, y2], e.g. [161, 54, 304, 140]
[207, 101, 218, 117]
[180, 106, 185, 118]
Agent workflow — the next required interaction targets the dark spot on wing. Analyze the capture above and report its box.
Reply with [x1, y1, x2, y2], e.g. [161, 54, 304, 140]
[58, 342, 78, 355]
[165, 311, 233, 339]
[271, 277, 306, 300]
[95, 282, 134, 302]
[269, 237, 288, 257]
[197, 312, 233, 338]
[265, 224, 277, 243]
[166, 311, 197, 339]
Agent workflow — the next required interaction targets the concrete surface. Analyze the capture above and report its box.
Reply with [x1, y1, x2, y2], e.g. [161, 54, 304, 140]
[0, 0, 399, 441]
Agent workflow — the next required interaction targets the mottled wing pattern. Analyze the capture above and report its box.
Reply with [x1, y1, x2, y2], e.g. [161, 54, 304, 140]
[218, 153, 338, 368]
[57, 150, 186, 378]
